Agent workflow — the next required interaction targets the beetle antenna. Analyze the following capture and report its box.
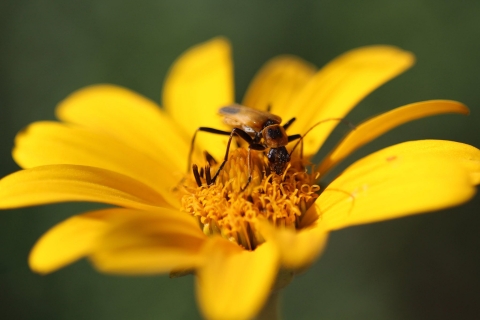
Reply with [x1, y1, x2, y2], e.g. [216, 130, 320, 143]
[290, 118, 356, 156]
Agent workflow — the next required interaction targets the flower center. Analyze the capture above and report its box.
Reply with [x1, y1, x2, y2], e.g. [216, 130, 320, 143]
[180, 148, 319, 250]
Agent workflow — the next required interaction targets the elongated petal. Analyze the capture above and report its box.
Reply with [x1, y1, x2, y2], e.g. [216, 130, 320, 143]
[318, 100, 470, 174]
[90, 209, 206, 275]
[56, 84, 188, 172]
[30, 208, 204, 275]
[14, 121, 180, 196]
[315, 142, 477, 231]
[259, 221, 328, 270]
[242, 55, 316, 116]
[163, 37, 234, 161]
[30, 208, 132, 274]
[196, 238, 279, 320]
[163, 37, 234, 134]
[0, 165, 173, 209]
[353, 140, 480, 185]
[284, 46, 415, 155]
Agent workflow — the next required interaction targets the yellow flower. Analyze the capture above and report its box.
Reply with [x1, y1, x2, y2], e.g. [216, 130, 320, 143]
[1, 37, 479, 320]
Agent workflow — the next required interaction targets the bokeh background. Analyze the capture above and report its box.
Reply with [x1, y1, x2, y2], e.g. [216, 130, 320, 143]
[1, 1, 479, 319]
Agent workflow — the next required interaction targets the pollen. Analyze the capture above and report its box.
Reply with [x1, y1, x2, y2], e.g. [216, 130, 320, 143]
[180, 148, 320, 250]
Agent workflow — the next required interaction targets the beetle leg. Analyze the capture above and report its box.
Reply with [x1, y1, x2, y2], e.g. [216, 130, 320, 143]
[241, 148, 253, 192]
[282, 117, 296, 130]
[188, 127, 231, 173]
[240, 143, 266, 191]
[211, 128, 256, 184]
[287, 134, 301, 142]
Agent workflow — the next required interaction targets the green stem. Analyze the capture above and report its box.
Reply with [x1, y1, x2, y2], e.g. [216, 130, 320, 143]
[256, 269, 293, 320]
[256, 291, 281, 320]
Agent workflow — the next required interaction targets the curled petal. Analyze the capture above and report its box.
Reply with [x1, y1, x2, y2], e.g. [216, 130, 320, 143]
[196, 237, 279, 320]
[317, 100, 470, 173]
[30, 208, 133, 274]
[56, 84, 188, 173]
[316, 141, 477, 231]
[0, 165, 172, 209]
[284, 45, 415, 155]
[259, 221, 329, 270]
[242, 55, 316, 115]
[90, 209, 206, 275]
[32, 208, 203, 275]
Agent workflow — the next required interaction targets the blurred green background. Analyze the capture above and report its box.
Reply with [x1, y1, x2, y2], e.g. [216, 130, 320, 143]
[1, 1, 479, 319]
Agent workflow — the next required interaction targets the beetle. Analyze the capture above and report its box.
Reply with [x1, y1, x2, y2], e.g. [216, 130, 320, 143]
[188, 104, 302, 190]
[188, 104, 352, 191]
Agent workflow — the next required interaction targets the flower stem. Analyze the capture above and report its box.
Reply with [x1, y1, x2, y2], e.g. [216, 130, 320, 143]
[256, 291, 281, 320]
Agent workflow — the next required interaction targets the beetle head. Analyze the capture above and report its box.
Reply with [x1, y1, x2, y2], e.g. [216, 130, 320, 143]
[266, 146, 290, 175]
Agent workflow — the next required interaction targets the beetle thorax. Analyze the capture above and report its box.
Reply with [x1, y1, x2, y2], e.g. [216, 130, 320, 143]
[262, 124, 288, 148]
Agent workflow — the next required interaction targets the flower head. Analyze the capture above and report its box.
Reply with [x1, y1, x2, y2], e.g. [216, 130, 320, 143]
[1, 37, 479, 320]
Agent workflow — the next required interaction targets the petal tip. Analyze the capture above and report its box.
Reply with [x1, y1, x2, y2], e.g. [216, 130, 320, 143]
[28, 247, 56, 275]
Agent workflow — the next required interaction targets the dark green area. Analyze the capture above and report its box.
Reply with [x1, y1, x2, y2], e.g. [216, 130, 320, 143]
[1, 1, 479, 319]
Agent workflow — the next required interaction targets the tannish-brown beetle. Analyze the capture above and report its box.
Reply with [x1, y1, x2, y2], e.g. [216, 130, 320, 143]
[188, 104, 351, 191]
[188, 104, 301, 190]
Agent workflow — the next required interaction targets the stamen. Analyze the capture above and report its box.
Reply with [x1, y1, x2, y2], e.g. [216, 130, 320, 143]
[205, 165, 212, 185]
[192, 164, 202, 187]
[204, 151, 217, 166]
[180, 148, 320, 250]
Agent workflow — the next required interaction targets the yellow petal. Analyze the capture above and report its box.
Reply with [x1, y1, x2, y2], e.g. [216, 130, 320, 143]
[284, 46, 415, 155]
[196, 237, 279, 320]
[242, 55, 316, 116]
[354, 140, 480, 185]
[162, 37, 234, 161]
[259, 221, 328, 270]
[316, 142, 477, 231]
[29, 208, 132, 274]
[13, 121, 180, 196]
[318, 100, 470, 174]
[56, 84, 189, 172]
[90, 209, 206, 275]
[0, 164, 172, 209]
